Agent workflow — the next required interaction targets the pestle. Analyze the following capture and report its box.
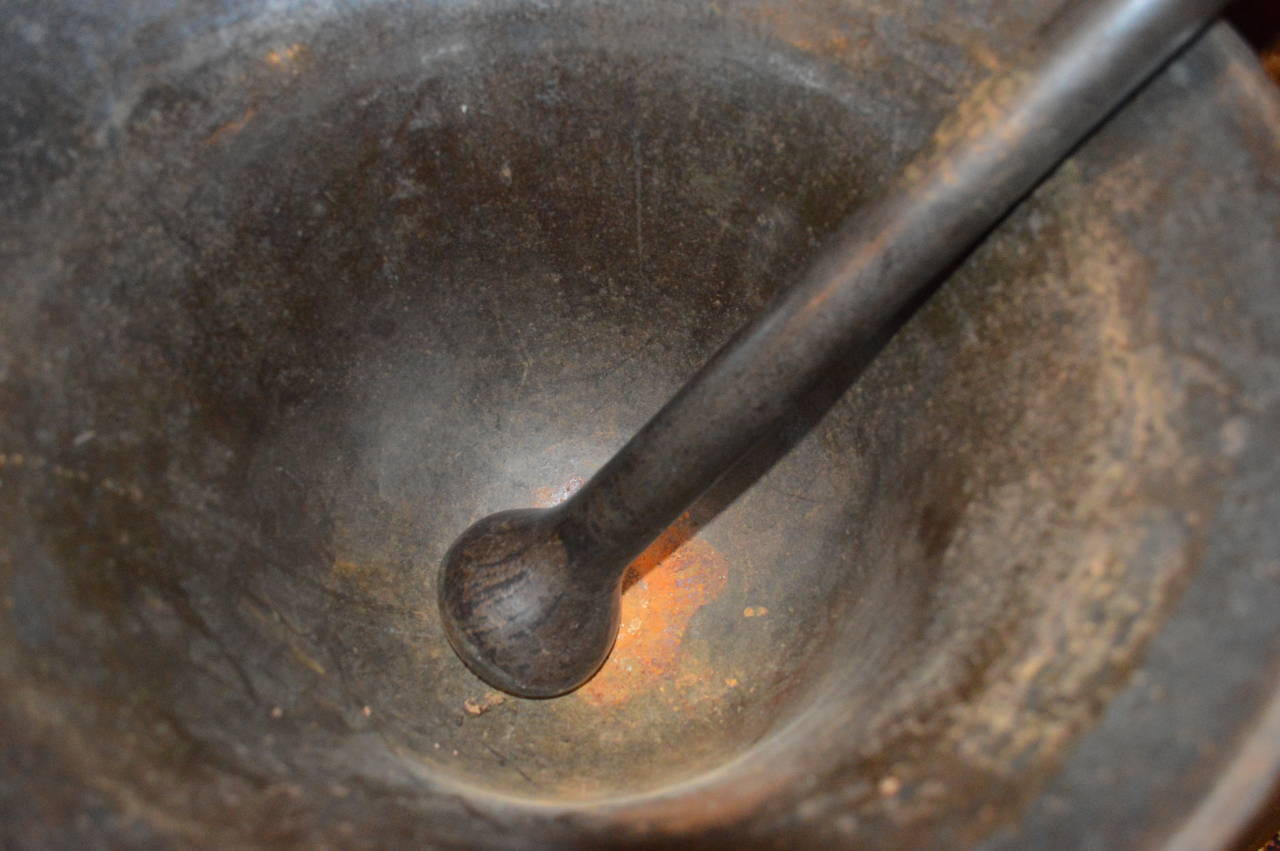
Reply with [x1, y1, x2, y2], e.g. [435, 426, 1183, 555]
[437, 0, 1228, 698]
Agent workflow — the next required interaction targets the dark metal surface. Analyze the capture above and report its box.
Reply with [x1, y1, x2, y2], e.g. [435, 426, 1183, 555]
[437, 0, 1229, 699]
[1, 0, 1279, 848]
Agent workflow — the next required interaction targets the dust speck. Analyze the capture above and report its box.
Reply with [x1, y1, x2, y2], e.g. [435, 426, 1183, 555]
[464, 692, 507, 716]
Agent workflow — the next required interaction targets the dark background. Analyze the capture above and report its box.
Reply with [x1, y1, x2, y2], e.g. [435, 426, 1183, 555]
[1229, 0, 1280, 81]
[1225, 2, 1278, 847]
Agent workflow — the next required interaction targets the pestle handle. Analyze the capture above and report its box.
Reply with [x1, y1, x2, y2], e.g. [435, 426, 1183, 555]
[439, 0, 1229, 698]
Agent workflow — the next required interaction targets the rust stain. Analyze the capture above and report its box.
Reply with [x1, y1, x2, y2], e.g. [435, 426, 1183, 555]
[732, 4, 860, 57]
[330, 557, 398, 604]
[0, 450, 142, 500]
[205, 107, 257, 145]
[264, 43, 305, 68]
[532, 475, 585, 507]
[1265, 43, 1280, 85]
[332, 559, 362, 578]
[577, 515, 729, 708]
[526, 476, 732, 707]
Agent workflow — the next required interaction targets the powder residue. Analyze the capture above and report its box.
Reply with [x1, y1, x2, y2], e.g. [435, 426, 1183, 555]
[577, 515, 729, 707]
[528, 478, 731, 707]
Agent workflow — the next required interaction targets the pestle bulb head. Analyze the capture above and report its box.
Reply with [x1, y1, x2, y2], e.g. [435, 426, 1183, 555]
[437, 508, 621, 698]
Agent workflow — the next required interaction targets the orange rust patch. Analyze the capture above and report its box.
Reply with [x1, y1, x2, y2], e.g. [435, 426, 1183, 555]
[577, 516, 729, 708]
[332, 559, 362, 577]
[532, 475, 585, 507]
[205, 107, 256, 145]
[1265, 43, 1280, 85]
[733, 4, 858, 57]
[265, 43, 305, 67]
